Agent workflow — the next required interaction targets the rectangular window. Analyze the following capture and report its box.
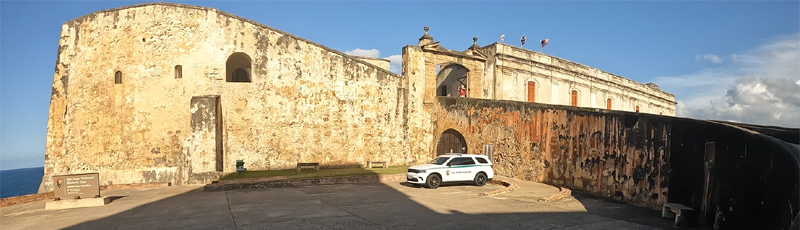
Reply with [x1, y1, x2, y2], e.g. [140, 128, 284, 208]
[551, 84, 559, 104]
[527, 81, 536, 102]
[607, 99, 612, 110]
[454, 157, 475, 165]
[571, 90, 578, 107]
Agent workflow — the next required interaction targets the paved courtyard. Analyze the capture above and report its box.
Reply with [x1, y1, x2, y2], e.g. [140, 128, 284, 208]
[0, 177, 676, 229]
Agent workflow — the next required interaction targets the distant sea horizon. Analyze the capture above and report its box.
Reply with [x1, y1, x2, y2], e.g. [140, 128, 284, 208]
[0, 167, 44, 199]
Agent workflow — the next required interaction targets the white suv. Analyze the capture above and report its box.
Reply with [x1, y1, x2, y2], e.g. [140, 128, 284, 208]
[406, 154, 494, 189]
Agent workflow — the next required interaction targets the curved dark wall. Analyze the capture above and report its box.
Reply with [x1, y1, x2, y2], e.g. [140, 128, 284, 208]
[669, 118, 799, 230]
[432, 97, 799, 229]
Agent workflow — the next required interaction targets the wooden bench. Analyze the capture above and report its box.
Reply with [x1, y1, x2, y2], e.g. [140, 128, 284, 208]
[662, 202, 695, 227]
[296, 163, 320, 172]
[367, 161, 387, 168]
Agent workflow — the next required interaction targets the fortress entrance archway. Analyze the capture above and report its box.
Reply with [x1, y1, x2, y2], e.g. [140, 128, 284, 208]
[437, 129, 467, 155]
[435, 64, 469, 97]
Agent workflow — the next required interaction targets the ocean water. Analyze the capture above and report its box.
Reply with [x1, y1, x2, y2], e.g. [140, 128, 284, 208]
[0, 167, 44, 198]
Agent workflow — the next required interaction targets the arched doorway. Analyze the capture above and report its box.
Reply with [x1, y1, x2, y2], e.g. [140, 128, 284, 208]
[435, 64, 469, 97]
[437, 129, 467, 155]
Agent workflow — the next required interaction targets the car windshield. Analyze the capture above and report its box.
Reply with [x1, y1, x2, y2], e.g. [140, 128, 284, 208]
[428, 157, 450, 165]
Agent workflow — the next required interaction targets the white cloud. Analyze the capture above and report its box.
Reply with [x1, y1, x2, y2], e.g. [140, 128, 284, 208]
[385, 54, 402, 74]
[344, 48, 380, 58]
[657, 33, 800, 128]
[697, 54, 723, 63]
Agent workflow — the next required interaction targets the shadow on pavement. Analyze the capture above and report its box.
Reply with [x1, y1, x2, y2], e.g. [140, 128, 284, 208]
[13, 167, 685, 230]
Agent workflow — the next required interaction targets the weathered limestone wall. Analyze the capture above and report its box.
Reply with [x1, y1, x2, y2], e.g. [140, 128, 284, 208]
[432, 97, 670, 208]
[402, 43, 488, 160]
[353, 56, 391, 72]
[487, 44, 676, 115]
[40, 3, 410, 192]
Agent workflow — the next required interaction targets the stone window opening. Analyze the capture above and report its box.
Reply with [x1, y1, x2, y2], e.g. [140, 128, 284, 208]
[607, 98, 613, 110]
[435, 63, 469, 97]
[174, 65, 182, 79]
[115, 71, 122, 84]
[571, 90, 579, 107]
[635, 105, 640, 113]
[226, 52, 252, 82]
[527, 80, 536, 102]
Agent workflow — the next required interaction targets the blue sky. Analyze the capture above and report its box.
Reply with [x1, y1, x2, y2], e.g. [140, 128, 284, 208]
[1, 1, 798, 170]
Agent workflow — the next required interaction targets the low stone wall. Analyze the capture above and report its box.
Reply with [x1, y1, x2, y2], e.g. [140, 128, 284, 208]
[203, 174, 407, 191]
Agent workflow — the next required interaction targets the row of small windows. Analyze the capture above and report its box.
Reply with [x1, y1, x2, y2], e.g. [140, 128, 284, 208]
[114, 65, 183, 85]
[113, 52, 253, 84]
[526, 81, 663, 114]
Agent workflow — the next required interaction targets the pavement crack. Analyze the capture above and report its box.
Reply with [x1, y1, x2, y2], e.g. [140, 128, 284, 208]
[225, 191, 238, 230]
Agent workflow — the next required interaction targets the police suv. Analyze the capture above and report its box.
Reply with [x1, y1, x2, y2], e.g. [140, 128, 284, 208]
[406, 154, 494, 189]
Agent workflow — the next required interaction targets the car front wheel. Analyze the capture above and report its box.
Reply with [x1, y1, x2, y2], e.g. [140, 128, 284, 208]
[426, 174, 441, 189]
[474, 173, 487, 186]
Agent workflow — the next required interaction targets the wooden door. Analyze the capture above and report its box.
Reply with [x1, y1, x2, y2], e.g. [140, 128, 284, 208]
[607, 99, 612, 110]
[527, 81, 536, 102]
[571, 91, 578, 106]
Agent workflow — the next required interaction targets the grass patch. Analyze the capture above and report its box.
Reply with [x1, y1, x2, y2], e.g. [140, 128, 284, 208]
[220, 165, 409, 181]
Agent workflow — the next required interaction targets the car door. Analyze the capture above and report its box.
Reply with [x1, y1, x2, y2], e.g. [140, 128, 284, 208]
[442, 157, 461, 182]
[449, 157, 477, 181]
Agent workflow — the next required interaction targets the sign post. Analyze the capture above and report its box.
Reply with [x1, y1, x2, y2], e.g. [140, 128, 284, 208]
[52, 173, 101, 200]
[46, 173, 108, 210]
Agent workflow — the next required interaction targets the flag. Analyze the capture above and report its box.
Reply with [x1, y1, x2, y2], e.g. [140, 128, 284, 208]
[541, 38, 549, 48]
[521, 36, 526, 46]
[500, 34, 505, 43]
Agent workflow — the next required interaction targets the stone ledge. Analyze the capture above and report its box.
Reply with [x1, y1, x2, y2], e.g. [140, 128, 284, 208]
[45, 197, 110, 210]
[479, 178, 518, 197]
[537, 187, 572, 202]
[203, 174, 406, 192]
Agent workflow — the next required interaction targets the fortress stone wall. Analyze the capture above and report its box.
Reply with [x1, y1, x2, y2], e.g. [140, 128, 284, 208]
[41, 3, 676, 191]
[40, 3, 415, 192]
[38, 4, 800, 228]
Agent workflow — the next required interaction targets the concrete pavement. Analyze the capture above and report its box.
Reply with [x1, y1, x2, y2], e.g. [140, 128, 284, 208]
[0, 177, 676, 229]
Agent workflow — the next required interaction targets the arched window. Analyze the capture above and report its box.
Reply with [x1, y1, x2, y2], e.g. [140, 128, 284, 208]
[174, 65, 182, 79]
[226, 52, 252, 82]
[527, 81, 536, 102]
[435, 63, 469, 97]
[607, 98, 612, 110]
[635, 105, 640, 112]
[115, 71, 122, 84]
[571, 90, 578, 107]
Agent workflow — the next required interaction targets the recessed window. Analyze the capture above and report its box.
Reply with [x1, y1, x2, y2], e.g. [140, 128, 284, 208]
[174, 65, 182, 79]
[226, 52, 252, 82]
[635, 105, 640, 112]
[115, 71, 122, 84]
[571, 90, 578, 107]
[527, 81, 536, 102]
[607, 98, 613, 110]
